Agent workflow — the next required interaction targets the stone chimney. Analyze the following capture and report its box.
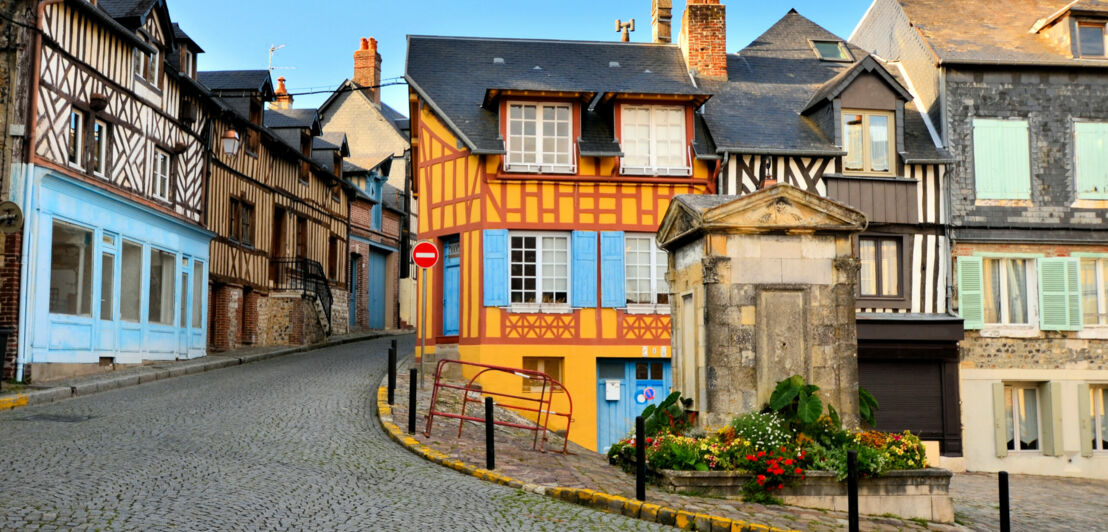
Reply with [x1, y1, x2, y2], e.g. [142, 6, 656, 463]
[273, 76, 293, 109]
[678, 0, 727, 79]
[652, 0, 672, 44]
[353, 37, 382, 104]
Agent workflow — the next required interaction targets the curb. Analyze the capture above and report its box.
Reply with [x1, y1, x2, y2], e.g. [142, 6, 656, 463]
[374, 384, 795, 532]
[0, 331, 405, 412]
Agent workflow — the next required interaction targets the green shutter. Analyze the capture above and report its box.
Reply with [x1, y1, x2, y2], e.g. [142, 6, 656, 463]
[1039, 382, 1064, 457]
[959, 256, 984, 330]
[1076, 122, 1108, 199]
[1039, 258, 1082, 331]
[973, 119, 1031, 200]
[993, 383, 1008, 458]
[1078, 382, 1094, 458]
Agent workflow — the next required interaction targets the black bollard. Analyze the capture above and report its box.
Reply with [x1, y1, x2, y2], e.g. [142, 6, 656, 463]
[635, 415, 646, 501]
[485, 396, 495, 470]
[387, 346, 397, 405]
[847, 449, 859, 532]
[408, 368, 417, 434]
[999, 471, 1010, 532]
[391, 338, 398, 353]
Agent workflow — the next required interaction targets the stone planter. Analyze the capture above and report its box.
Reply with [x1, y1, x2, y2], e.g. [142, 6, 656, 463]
[659, 468, 954, 523]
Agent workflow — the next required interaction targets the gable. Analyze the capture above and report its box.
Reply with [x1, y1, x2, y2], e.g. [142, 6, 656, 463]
[701, 185, 867, 234]
[840, 72, 898, 111]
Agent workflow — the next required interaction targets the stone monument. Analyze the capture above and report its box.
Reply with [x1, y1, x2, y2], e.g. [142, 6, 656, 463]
[656, 184, 868, 428]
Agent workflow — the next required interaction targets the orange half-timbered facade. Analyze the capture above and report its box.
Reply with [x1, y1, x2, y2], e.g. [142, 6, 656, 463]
[406, 35, 718, 451]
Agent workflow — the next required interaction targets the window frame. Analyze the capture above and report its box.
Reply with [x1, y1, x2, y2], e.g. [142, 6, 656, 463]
[1004, 384, 1043, 453]
[1079, 255, 1108, 327]
[68, 109, 86, 169]
[151, 147, 172, 201]
[982, 256, 1038, 327]
[508, 231, 571, 313]
[810, 39, 853, 62]
[503, 101, 576, 174]
[521, 356, 564, 393]
[856, 234, 910, 308]
[624, 233, 670, 313]
[91, 118, 110, 178]
[841, 109, 896, 176]
[147, 246, 177, 326]
[1093, 386, 1108, 453]
[48, 219, 96, 317]
[1077, 21, 1107, 58]
[619, 104, 691, 176]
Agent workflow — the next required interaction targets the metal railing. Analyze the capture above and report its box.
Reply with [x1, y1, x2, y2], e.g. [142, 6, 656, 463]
[271, 257, 333, 325]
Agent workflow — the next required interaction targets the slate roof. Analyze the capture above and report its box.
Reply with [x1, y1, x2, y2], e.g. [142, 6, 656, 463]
[198, 70, 274, 95]
[669, 194, 734, 213]
[379, 102, 410, 136]
[263, 108, 320, 130]
[313, 132, 350, 156]
[172, 23, 204, 53]
[894, 0, 1108, 66]
[98, 0, 154, 20]
[406, 35, 707, 154]
[699, 10, 948, 161]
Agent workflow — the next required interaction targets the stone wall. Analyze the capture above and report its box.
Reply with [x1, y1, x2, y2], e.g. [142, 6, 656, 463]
[330, 289, 349, 336]
[960, 333, 1108, 370]
[256, 293, 298, 346]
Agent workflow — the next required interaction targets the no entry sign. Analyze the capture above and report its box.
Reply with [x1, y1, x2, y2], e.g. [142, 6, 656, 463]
[412, 240, 440, 269]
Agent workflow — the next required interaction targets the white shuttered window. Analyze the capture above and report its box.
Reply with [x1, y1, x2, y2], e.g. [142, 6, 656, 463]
[620, 105, 689, 176]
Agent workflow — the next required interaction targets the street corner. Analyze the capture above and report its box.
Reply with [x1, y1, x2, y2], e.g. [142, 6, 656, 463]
[0, 394, 28, 410]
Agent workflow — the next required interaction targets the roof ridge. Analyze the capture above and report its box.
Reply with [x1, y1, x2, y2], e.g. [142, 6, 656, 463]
[407, 34, 680, 47]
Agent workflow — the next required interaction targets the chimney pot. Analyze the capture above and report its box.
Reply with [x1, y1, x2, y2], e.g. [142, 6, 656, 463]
[353, 36, 382, 104]
[651, 0, 672, 44]
[273, 76, 293, 109]
[360, 37, 369, 50]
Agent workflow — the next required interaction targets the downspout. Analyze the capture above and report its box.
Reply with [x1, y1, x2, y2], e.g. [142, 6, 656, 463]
[16, 0, 63, 382]
[945, 161, 956, 317]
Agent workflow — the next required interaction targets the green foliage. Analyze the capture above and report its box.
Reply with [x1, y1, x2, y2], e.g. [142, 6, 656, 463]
[769, 375, 824, 426]
[858, 387, 879, 427]
[728, 412, 792, 451]
[639, 391, 694, 437]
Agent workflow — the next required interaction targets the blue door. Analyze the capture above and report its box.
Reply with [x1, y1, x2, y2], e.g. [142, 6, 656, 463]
[596, 359, 672, 453]
[442, 238, 460, 336]
[368, 251, 386, 329]
[349, 255, 360, 328]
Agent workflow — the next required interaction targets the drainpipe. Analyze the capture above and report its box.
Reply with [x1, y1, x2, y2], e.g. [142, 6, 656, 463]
[944, 161, 956, 316]
[16, 0, 62, 382]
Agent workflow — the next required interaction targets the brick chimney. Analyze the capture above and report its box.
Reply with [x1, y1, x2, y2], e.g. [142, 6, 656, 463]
[353, 37, 382, 104]
[273, 76, 293, 109]
[652, 0, 672, 44]
[678, 0, 727, 79]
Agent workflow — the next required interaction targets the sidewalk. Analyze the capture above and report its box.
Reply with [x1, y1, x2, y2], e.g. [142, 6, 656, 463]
[0, 329, 409, 411]
[380, 363, 966, 532]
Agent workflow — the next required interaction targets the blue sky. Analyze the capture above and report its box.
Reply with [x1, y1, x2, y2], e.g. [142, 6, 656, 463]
[170, 1, 874, 115]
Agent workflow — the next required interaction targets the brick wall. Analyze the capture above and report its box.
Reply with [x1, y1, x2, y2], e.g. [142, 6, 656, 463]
[351, 198, 372, 228]
[679, 0, 727, 80]
[0, 232, 20, 380]
[241, 289, 259, 345]
[210, 284, 243, 352]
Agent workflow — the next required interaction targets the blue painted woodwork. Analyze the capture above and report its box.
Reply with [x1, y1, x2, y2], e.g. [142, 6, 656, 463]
[443, 237, 461, 336]
[349, 255, 360, 327]
[368, 250, 387, 329]
[24, 169, 212, 366]
[596, 359, 672, 453]
[600, 231, 626, 308]
[571, 231, 597, 308]
[483, 230, 509, 306]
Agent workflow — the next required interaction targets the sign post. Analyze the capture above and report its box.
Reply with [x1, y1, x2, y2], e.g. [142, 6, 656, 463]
[412, 240, 440, 389]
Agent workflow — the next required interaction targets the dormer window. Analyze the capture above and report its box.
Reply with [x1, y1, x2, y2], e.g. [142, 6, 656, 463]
[505, 102, 575, 173]
[132, 42, 159, 85]
[1078, 22, 1107, 57]
[812, 40, 852, 62]
[842, 110, 894, 175]
[620, 104, 691, 176]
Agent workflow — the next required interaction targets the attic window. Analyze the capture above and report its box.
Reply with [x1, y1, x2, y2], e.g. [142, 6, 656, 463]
[812, 40, 852, 62]
[1078, 23, 1106, 57]
[493, 57, 505, 64]
[609, 61, 620, 68]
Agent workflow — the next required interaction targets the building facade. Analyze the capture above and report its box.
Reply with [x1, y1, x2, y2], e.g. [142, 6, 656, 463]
[855, 0, 1108, 478]
[15, 0, 212, 381]
[694, 7, 963, 460]
[405, 23, 719, 451]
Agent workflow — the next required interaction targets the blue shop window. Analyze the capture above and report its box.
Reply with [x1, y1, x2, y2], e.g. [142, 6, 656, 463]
[49, 220, 95, 316]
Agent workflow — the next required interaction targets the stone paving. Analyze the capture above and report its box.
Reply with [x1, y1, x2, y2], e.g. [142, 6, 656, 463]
[394, 367, 1108, 531]
[0, 336, 666, 531]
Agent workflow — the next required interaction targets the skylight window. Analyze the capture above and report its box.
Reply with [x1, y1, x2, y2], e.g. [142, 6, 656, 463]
[812, 40, 852, 62]
[1078, 23, 1106, 57]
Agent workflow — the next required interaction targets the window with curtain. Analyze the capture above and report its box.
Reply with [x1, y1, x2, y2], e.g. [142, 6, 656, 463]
[1081, 258, 1108, 326]
[49, 221, 94, 316]
[1093, 387, 1108, 452]
[858, 236, 901, 297]
[842, 110, 893, 175]
[983, 258, 1031, 325]
[1005, 385, 1041, 451]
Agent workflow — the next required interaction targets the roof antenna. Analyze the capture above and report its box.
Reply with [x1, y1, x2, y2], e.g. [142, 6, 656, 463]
[268, 44, 295, 72]
[615, 18, 635, 42]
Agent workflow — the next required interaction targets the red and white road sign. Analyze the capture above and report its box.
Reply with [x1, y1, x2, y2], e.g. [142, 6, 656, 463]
[412, 241, 440, 269]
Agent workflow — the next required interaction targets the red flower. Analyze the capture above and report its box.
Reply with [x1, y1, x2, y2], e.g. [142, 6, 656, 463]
[745, 454, 756, 461]
[795, 467, 803, 474]
[781, 446, 787, 452]
[646, 437, 653, 444]
[783, 458, 793, 466]
[800, 450, 807, 459]
[756, 475, 766, 485]
[757, 450, 766, 458]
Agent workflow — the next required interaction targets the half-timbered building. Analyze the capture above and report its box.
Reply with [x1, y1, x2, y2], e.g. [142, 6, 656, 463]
[690, 7, 963, 461]
[405, 16, 720, 451]
[14, 0, 212, 381]
[200, 71, 353, 350]
[854, 0, 1108, 478]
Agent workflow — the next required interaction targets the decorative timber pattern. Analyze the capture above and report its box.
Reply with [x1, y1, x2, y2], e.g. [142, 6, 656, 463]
[621, 314, 671, 341]
[503, 313, 578, 340]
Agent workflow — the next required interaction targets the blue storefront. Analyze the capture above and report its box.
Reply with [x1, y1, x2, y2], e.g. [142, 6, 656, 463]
[18, 168, 212, 377]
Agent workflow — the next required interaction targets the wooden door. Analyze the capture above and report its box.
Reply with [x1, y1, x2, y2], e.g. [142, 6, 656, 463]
[296, 216, 307, 258]
[269, 207, 286, 282]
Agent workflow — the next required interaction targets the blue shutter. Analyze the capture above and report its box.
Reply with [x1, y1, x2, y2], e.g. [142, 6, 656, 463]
[483, 230, 509, 307]
[1038, 257, 1082, 331]
[600, 231, 625, 308]
[958, 256, 984, 330]
[973, 119, 1030, 200]
[571, 231, 597, 308]
[1076, 122, 1108, 199]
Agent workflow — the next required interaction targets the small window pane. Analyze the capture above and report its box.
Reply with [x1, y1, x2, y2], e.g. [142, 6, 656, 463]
[121, 241, 142, 322]
[100, 253, 114, 320]
[180, 271, 189, 327]
[148, 249, 175, 325]
[1007, 259, 1029, 324]
[1018, 388, 1039, 450]
[813, 40, 849, 60]
[92, 120, 108, 176]
[984, 259, 1002, 324]
[879, 239, 899, 296]
[49, 221, 94, 316]
[192, 262, 203, 328]
[843, 114, 864, 171]
[868, 115, 890, 172]
[650, 362, 663, 380]
[1082, 259, 1099, 325]
[859, 239, 876, 296]
[636, 363, 648, 380]
[68, 111, 84, 166]
[1080, 24, 1106, 57]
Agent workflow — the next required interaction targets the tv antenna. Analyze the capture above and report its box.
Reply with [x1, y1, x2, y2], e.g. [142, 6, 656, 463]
[268, 44, 295, 72]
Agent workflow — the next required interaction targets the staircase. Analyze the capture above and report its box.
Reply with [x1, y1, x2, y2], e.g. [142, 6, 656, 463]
[272, 257, 333, 335]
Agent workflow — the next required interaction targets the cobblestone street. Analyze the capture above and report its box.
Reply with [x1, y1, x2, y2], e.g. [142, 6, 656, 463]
[0, 336, 665, 531]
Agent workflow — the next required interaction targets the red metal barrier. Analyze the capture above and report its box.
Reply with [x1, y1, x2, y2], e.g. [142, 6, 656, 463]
[423, 359, 573, 454]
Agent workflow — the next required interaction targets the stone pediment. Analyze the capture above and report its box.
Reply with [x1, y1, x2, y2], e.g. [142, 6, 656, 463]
[658, 184, 867, 249]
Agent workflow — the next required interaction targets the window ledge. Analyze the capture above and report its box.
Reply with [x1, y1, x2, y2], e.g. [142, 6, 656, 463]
[503, 164, 576, 175]
[624, 305, 671, 315]
[979, 326, 1040, 338]
[620, 166, 692, 177]
[506, 304, 572, 314]
[1072, 198, 1108, 209]
[1077, 327, 1108, 340]
[975, 198, 1032, 207]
